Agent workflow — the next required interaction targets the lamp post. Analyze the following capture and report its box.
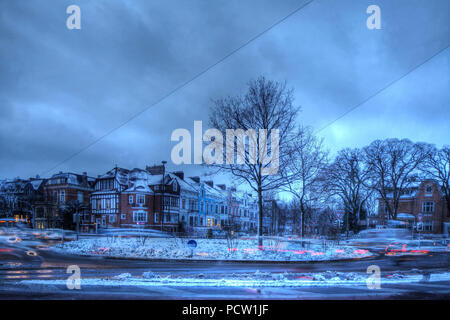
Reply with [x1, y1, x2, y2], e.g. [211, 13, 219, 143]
[161, 160, 167, 232]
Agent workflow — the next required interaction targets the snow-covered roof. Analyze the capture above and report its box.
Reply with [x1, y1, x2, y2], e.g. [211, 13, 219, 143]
[397, 213, 415, 221]
[29, 179, 44, 190]
[99, 167, 130, 186]
[124, 168, 155, 193]
[168, 173, 198, 193]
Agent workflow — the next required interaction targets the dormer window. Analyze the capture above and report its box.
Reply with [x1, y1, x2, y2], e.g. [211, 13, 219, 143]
[425, 184, 433, 194]
[173, 182, 178, 192]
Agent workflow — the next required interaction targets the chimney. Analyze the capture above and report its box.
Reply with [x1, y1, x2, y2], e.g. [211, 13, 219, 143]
[146, 165, 164, 175]
[205, 180, 214, 188]
[231, 186, 236, 192]
[173, 171, 184, 180]
[189, 176, 200, 183]
[83, 172, 87, 176]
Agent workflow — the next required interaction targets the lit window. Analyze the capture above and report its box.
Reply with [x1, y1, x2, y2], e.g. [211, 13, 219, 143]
[128, 195, 133, 204]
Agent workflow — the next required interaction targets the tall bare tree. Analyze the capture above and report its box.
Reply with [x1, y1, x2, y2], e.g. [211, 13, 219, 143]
[363, 138, 430, 220]
[209, 77, 301, 248]
[422, 146, 450, 217]
[322, 148, 372, 234]
[284, 126, 328, 238]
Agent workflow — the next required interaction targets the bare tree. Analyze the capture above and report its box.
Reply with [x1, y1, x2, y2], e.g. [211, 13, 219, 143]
[422, 145, 450, 217]
[284, 126, 328, 238]
[322, 148, 372, 235]
[209, 77, 301, 248]
[363, 139, 430, 220]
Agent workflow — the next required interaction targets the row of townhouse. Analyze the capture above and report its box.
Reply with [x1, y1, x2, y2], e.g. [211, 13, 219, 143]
[0, 165, 260, 234]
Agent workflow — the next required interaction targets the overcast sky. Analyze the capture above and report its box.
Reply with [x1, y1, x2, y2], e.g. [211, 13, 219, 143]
[0, 0, 449, 182]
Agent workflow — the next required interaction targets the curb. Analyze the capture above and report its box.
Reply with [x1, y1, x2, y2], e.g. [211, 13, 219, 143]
[52, 251, 377, 264]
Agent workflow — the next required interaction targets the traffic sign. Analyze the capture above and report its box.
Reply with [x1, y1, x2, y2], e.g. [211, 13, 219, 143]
[187, 240, 197, 249]
[417, 222, 423, 231]
[417, 213, 423, 222]
[335, 210, 344, 220]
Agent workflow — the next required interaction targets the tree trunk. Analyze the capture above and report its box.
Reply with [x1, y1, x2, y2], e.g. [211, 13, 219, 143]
[257, 187, 263, 250]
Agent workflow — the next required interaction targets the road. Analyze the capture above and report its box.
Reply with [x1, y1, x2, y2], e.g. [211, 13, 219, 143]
[0, 228, 449, 299]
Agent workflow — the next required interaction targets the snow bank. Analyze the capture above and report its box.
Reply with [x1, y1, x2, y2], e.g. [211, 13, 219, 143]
[52, 237, 373, 261]
[20, 271, 450, 288]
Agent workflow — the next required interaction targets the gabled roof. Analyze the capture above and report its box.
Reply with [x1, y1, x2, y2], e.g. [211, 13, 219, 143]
[168, 173, 198, 193]
[98, 167, 130, 185]
[29, 179, 45, 191]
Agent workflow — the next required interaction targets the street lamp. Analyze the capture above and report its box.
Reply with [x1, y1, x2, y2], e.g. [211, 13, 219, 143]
[161, 160, 167, 232]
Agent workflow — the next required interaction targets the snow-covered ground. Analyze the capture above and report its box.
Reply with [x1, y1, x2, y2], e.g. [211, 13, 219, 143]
[52, 236, 374, 261]
[19, 270, 450, 288]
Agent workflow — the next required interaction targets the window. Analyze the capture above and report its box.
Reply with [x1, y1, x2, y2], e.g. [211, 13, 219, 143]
[109, 215, 116, 223]
[77, 192, 83, 202]
[173, 182, 177, 192]
[423, 221, 433, 232]
[106, 199, 111, 209]
[60, 190, 65, 204]
[422, 201, 434, 213]
[137, 194, 145, 204]
[133, 211, 147, 222]
[425, 184, 433, 194]
[182, 198, 186, 209]
[120, 214, 126, 220]
[128, 195, 133, 204]
[154, 213, 159, 223]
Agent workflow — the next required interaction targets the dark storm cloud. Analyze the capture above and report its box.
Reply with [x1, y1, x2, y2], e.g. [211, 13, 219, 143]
[0, 0, 448, 179]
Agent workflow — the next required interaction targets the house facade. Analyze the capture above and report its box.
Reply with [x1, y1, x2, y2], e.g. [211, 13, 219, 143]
[376, 179, 450, 234]
[35, 172, 94, 230]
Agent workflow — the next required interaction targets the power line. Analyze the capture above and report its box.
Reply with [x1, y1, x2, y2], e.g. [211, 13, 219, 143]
[40, 0, 315, 177]
[315, 43, 450, 134]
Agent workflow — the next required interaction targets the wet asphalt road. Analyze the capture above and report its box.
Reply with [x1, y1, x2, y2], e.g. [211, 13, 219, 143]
[0, 229, 449, 299]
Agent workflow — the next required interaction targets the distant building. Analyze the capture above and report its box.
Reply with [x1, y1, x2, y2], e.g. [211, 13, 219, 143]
[34, 172, 94, 230]
[376, 179, 450, 235]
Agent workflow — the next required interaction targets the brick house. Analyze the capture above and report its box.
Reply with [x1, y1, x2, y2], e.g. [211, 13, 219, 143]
[91, 166, 182, 232]
[91, 167, 130, 230]
[377, 179, 450, 234]
[34, 172, 94, 230]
